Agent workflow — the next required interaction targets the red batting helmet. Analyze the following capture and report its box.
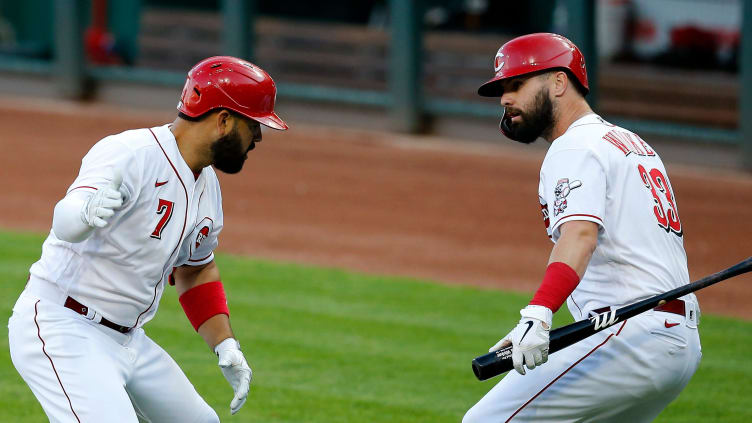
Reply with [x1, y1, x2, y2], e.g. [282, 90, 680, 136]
[178, 56, 288, 130]
[477, 33, 589, 97]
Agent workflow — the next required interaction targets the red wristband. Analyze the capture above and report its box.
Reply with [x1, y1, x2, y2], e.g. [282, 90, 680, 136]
[529, 262, 580, 313]
[179, 281, 229, 331]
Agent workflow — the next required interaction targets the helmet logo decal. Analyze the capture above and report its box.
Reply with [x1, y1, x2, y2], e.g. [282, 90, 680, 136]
[494, 52, 505, 72]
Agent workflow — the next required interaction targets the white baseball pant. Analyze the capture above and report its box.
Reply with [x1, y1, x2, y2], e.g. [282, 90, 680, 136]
[463, 305, 701, 423]
[8, 279, 219, 423]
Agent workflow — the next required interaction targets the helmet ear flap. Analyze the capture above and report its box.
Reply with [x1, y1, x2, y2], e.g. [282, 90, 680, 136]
[499, 111, 514, 140]
[499, 109, 531, 143]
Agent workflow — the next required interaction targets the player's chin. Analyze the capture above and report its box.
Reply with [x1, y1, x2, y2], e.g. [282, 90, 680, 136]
[214, 159, 246, 174]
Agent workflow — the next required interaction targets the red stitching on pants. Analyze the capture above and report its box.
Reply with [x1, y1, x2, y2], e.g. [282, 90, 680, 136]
[34, 300, 81, 423]
[505, 320, 628, 422]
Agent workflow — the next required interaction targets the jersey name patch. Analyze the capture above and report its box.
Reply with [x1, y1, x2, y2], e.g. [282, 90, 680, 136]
[602, 130, 655, 157]
[553, 178, 582, 216]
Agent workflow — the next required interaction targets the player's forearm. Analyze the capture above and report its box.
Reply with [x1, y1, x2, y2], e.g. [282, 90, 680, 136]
[52, 191, 95, 243]
[174, 261, 235, 348]
[548, 221, 598, 278]
[528, 221, 598, 312]
[198, 314, 236, 349]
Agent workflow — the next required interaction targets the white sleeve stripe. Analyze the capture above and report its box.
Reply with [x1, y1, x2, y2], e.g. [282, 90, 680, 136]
[188, 253, 213, 262]
[67, 186, 98, 194]
[186, 253, 215, 265]
[552, 213, 603, 229]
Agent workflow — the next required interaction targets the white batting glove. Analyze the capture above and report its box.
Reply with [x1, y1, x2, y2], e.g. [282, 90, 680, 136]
[81, 169, 123, 228]
[215, 338, 252, 415]
[490, 305, 552, 375]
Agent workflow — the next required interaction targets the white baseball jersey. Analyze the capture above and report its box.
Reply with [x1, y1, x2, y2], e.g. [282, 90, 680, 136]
[28, 124, 224, 328]
[537, 113, 696, 318]
[464, 113, 702, 423]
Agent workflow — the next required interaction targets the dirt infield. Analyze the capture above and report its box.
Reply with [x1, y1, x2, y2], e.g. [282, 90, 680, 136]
[1, 99, 750, 319]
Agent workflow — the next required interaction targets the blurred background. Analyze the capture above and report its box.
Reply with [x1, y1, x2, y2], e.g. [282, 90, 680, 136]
[0, 0, 750, 168]
[2, 3, 752, 421]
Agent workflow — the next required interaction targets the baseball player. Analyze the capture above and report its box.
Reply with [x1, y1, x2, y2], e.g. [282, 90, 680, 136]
[463, 33, 702, 422]
[7, 56, 288, 422]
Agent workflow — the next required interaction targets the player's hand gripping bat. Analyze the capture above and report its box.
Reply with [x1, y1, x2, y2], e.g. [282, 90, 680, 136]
[472, 256, 752, 381]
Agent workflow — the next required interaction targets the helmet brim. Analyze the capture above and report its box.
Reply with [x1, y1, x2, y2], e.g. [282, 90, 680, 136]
[477, 76, 505, 97]
[250, 112, 289, 131]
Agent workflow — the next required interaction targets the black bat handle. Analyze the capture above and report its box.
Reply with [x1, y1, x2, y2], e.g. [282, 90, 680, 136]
[472, 346, 513, 380]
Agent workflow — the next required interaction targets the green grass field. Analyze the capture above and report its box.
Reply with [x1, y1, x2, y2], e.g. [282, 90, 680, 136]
[1, 229, 749, 422]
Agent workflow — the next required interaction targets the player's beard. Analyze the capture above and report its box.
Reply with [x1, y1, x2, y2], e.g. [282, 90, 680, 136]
[501, 88, 555, 144]
[211, 126, 254, 174]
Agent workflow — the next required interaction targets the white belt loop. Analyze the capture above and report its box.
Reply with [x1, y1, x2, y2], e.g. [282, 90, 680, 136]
[85, 308, 103, 324]
[686, 302, 699, 329]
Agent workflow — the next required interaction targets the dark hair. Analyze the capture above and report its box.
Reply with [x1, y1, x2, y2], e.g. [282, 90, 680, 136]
[177, 109, 245, 122]
[561, 69, 588, 97]
[177, 111, 202, 122]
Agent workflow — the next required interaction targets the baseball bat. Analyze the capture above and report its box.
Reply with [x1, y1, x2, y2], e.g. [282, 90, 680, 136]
[472, 256, 752, 381]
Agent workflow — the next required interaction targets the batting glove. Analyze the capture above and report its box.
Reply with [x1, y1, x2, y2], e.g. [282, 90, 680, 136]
[81, 169, 124, 228]
[215, 338, 252, 415]
[490, 305, 552, 375]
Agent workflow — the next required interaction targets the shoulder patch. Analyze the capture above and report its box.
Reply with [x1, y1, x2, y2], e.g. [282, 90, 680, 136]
[553, 178, 582, 216]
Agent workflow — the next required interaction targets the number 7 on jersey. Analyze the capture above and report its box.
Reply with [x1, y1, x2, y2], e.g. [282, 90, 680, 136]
[150, 199, 175, 239]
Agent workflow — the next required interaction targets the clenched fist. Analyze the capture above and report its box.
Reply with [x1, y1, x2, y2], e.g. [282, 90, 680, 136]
[490, 305, 552, 375]
[81, 169, 124, 228]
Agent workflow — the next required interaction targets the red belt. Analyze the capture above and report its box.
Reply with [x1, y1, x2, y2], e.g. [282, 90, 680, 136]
[593, 299, 685, 317]
[64, 297, 131, 334]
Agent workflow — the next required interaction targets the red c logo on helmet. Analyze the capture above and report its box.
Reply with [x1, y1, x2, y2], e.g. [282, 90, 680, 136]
[494, 52, 505, 72]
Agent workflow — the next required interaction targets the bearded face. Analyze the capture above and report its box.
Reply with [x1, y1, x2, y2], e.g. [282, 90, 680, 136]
[500, 86, 555, 144]
[211, 125, 254, 174]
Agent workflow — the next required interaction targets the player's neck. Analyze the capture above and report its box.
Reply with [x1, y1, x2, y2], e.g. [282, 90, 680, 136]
[170, 118, 212, 173]
[547, 99, 593, 143]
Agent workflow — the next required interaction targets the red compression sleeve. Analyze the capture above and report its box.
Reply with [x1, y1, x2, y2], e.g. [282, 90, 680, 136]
[179, 281, 229, 331]
[529, 262, 580, 313]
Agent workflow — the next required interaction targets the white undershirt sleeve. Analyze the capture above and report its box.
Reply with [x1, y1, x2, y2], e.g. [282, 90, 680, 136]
[52, 190, 95, 243]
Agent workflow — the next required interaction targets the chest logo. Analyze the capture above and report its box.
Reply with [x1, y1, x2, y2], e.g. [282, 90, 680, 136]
[553, 178, 582, 216]
[195, 226, 210, 249]
[155, 179, 169, 187]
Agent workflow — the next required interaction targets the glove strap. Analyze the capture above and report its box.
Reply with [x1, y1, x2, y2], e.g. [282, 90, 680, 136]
[179, 281, 229, 331]
[214, 337, 240, 356]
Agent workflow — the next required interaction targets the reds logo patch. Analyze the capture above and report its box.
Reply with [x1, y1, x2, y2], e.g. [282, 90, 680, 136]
[494, 52, 506, 73]
[195, 225, 210, 249]
[553, 178, 582, 216]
